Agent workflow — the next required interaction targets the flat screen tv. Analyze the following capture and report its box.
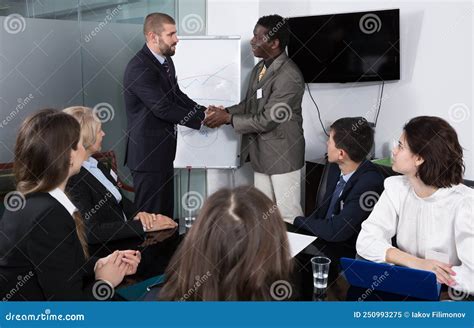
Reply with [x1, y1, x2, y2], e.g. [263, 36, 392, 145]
[288, 9, 400, 83]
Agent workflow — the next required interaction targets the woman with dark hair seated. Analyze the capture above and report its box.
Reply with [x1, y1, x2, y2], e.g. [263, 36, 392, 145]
[159, 186, 293, 301]
[63, 106, 177, 245]
[0, 109, 140, 300]
[357, 116, 473, 294]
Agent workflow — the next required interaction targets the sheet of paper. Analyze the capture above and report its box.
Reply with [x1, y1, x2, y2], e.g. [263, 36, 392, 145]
[287, 231, 317, 257]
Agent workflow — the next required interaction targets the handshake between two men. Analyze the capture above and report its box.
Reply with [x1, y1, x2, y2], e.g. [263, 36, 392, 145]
[202, 105, 231, 128]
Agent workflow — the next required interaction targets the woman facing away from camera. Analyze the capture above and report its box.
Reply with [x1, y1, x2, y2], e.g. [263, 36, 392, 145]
[0, 109, 140, 300]
[160, 186, 293, 300]
[63, 106, 176, 245]
[357, 116, 473, 294]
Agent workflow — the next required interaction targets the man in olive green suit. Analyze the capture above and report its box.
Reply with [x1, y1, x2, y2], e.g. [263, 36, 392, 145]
[204, 15, 305, 223]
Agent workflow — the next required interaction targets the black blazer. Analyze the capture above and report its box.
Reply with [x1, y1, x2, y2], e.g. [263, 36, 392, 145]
[294, 160, 385, 247]
[0, 193, 98, 300]
[123, 44, 205, 172]
[66, 163, 145, 245]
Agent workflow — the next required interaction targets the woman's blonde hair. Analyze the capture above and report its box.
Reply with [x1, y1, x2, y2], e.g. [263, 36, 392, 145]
[63, 106, 101, 151]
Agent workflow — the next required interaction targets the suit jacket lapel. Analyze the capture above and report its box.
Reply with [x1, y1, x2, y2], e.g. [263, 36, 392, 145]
[97, 162, 118, 188]
[318, 164, 341, 216]
[166, 56, 177, 83]
[141, 45, 161, 68]
[338, 160, 369, 200]
[256, 52, 288, 88]
[141, 45, 173, 89]
[82, 167, 120, 206]
[325, 166, 341, 200]
[247, 53, 290, 112]
[250, 61, 263, 91]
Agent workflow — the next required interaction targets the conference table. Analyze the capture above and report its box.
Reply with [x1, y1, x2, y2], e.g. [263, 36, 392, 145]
[89, 220, 471, 302]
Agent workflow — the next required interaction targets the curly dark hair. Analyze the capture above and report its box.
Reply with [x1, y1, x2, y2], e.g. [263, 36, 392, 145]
[257, 14, 290, 50]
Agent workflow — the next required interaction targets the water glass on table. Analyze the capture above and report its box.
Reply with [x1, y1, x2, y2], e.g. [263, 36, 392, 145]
[311, 256, 331, 288]
[184, 216, 196, 230]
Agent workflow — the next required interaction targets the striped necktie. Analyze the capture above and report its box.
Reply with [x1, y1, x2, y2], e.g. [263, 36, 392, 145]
[258, 65, 267, 82]
[162, 59, 172, 81]
[325, 175, 347, 220]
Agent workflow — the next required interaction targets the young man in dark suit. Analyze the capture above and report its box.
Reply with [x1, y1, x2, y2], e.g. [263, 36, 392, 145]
[293, 117, 385, 261]
[123, 13, 209, 217]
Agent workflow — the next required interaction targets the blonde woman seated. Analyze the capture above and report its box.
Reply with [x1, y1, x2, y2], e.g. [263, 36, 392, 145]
[0, 109, 140, 300]
[64, 106, 177, 245]
[159, 186, 293, 300]
[357, 116, 473, 294]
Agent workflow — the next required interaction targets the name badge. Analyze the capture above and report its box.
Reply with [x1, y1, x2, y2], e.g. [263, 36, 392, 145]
[256, 88, 263, 99]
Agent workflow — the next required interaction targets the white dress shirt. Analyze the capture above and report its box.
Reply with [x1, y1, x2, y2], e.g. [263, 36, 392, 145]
[48, 188, 77, 216]
[147, 45, 166, 64]
[82, 157, 122, 204]
[356, 176, 474, 293]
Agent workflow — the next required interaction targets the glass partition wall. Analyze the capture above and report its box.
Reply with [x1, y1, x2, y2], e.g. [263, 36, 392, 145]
[0, 0, 207, 219]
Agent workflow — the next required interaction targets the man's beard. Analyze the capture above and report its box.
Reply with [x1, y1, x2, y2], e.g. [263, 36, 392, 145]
[159, 41, 176, 56]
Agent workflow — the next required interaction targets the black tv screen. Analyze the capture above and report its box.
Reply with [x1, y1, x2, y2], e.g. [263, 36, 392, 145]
[288, 9, 400, 83]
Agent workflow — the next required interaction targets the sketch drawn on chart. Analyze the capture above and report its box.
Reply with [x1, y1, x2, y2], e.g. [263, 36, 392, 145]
[177, 72, 238, 148]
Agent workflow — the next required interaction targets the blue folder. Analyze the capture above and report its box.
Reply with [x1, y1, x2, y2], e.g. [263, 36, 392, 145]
[340, 257, 441, 300]
[116, 274, 165, 301]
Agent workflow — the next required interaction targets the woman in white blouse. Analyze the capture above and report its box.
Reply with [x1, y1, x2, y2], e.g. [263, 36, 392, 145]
[356, 116, 473, 294]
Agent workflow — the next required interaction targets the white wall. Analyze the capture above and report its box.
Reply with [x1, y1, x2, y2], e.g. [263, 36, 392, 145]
[207, 0, 260, 94]
[208, 0, 473, 179]
[205, 0, 261, 192]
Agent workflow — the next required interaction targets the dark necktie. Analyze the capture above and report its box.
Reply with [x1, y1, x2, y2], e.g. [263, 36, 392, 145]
[325, 175, 346, 220]
[161, 59, 172, 81]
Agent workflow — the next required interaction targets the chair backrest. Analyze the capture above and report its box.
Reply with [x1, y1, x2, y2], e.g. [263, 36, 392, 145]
[92, 150, 118, 173]
[463, 179, 474, 188]
[314, 157, 329, 210]
[0, 162, 15, 198]
[92, 151, 134, 193]
[0, 162, 15, 218]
